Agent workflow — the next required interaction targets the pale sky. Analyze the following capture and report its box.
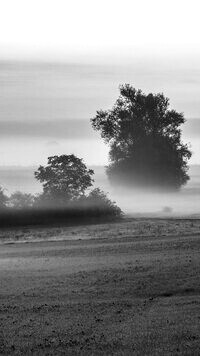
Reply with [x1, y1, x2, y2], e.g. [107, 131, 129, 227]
[1, 0, 200, 59]
[0, 0, 200, 166]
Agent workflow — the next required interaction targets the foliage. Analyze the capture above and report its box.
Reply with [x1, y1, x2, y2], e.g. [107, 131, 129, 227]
[0, 186, 122, 227]
[85, 188, 123, 217]
[0, 186, 8, 209]
[0, 155, 123, 226]
[34, 154, 94, 206]
[34, 188, 122, 219]
[91, 84, 192, 190]
[9, 191, 35, 209]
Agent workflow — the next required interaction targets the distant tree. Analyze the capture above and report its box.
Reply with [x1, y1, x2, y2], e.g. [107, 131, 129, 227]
[0, 186, 8, 209]
[9, 191, 35, 209]
[34, 154, 94, 206]
[91, 84, 192, 190]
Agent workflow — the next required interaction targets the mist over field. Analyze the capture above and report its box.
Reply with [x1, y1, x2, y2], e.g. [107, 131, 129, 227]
[0, 61, 199, 215]
[1, 165, 199, 216]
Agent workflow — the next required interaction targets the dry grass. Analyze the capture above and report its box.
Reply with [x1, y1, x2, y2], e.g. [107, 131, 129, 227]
[0, 217, 200, 244]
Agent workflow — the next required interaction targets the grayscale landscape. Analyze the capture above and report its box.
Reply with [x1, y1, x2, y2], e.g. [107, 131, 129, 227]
[0, 0, 200, 355]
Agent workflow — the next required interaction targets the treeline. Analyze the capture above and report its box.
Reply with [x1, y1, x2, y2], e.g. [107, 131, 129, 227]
[0, 205, 122, 228]
[0, 155, 122, 227]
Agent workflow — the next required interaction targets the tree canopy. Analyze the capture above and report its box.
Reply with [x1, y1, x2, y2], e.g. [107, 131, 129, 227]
[34, 154, 94, 205]
[91, 84, 192, 190]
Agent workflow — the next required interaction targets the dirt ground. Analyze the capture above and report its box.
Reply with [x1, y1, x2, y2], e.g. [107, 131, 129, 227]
[0, 218, 200, 355]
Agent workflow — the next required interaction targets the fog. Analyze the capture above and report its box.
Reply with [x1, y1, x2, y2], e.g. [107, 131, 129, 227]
[1, 165, 199, 217]
[109, 186, 200, 217]
[92, 166, 200, 217]
[0, 1, 200, 218]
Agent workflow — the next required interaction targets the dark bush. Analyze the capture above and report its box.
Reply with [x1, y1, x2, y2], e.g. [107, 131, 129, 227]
[0, 202, 122, 228]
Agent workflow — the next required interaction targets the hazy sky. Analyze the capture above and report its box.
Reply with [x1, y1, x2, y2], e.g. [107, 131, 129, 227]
[0, 0, 200, 166]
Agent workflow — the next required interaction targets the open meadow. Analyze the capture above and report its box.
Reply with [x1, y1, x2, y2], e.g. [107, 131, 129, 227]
[0, 217, 200, 355]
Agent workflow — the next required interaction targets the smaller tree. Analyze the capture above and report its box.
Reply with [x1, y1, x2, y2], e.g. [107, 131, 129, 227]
[34, 154, 94, 206]
[0, 186, 8, 209]
[9, 191, 35, 209]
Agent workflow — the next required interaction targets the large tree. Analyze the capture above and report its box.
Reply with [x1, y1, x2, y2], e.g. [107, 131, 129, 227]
[91, 84, 192, 190]
[35, 154, 94, 205]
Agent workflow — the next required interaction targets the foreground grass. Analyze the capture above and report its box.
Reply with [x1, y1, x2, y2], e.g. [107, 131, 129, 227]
[0, 219, 200, 355]
[0, 217, 200, 244]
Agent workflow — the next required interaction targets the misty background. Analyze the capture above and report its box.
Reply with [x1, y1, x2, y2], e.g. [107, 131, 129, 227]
[1, 0, 200, 215]
[0, 60, 200, 215]
[0, 165, 199, 216]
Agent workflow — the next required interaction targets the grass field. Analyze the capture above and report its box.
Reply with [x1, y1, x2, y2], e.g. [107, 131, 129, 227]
[0, 218, 200, 355]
